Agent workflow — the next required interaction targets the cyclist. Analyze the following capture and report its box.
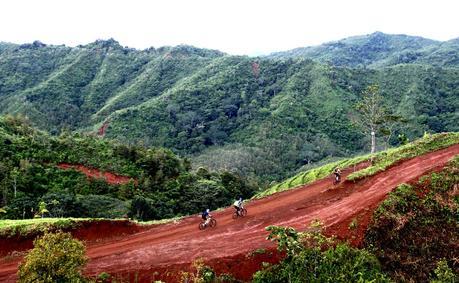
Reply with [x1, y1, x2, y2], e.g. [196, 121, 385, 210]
[333, 168, 342, 183]
[201, 208, 211, 225]
[233, 197, 243, 216]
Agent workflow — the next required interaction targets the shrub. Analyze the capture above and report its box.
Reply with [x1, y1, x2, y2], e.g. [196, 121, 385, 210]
[254, 225, 390, 283]
[18, 231, 88, 283]
[431, 259, 457, 283]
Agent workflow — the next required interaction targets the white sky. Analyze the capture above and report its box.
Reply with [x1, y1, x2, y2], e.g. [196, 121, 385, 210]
[0, 0, 458, 55]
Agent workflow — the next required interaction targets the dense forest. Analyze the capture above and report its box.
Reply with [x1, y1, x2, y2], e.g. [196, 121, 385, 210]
[0, 116, 257, 220]
[0, 32, 458, 183]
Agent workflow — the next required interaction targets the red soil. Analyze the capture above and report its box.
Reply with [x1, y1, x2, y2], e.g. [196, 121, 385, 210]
[1, 144, 458, 282]
[57, 163, 135, 185]
[0, 220, 147, 257]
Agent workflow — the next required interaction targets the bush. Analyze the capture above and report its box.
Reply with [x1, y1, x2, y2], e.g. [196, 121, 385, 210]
[254, 225, 390, 283]
[431, 259, 458, 283]
[18, 231, 88, 282]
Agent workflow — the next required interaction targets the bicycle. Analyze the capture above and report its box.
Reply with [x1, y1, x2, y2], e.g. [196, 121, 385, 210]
[199, 215, 217, 230]
[333, 174, 341, 185]
[232, 207, 247, 219]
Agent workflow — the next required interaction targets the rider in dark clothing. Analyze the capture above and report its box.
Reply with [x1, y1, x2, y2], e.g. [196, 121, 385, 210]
[202, 209, 210, 222]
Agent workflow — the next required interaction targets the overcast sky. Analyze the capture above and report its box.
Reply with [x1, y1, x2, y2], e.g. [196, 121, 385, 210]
[1, 0, 458, 55]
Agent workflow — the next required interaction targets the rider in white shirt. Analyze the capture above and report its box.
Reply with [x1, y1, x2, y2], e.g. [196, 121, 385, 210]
[233, 197, 243, 216]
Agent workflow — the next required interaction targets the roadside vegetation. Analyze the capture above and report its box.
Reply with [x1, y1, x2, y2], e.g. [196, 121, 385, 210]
[364, 156, 459, 282]
[258, 132, 459, 198]
[252, 223, 391, 282]
[253, 155, 459, 283]
[18, 231, 88, 283]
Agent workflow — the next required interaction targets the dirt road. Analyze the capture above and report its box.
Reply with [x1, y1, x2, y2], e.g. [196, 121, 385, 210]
[1, 144, 458, 282]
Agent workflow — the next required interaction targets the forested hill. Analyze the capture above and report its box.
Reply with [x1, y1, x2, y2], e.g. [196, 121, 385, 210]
[0, 34, 458, 181]
[268, 32, 459, 68]
[0, 116, 257, 220]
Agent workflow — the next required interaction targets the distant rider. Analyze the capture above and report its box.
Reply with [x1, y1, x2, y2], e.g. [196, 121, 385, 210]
[202, 208, 211, 225]
[333, 168, 342, 183]
[233, 197, 243, 216]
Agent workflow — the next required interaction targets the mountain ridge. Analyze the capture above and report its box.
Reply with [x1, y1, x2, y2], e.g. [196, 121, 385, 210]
[0, 33, 458, 181]
[267, 31, 459, 68]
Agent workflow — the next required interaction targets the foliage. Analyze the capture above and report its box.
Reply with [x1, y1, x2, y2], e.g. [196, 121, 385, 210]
[347, 132, 459, 180]
[269, 31, 459, 68]
[180, 258, 239, 283]
[261, 132, 459, 198]
[364, 156, 459, 282]
[254, 224, 390, 282]
[0, 116, 257, 220]
[18, 231, 88, 283]
[431, 259, 458, 283]
[1, 36, 458, 182]
[256, 154, 369, 198]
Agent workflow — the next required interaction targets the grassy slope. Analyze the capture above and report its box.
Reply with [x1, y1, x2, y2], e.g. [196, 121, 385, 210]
[257, 132, 459, 198]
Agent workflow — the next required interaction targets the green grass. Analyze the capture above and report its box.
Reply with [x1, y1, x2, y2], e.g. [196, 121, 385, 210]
[256, 132, 459, 198]
[255, 155, 370, 198]
[348, 132, 459, 180]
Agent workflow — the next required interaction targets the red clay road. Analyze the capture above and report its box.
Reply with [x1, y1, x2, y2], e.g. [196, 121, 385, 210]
[1, 144, 458, 282]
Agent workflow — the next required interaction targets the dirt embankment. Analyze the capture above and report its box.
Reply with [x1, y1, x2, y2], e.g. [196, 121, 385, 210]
[1, 144, 458, 282]
[0, 220, 147, 257]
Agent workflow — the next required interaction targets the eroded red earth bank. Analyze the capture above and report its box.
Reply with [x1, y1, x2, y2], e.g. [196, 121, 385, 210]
[58, 163, 135, 185]
[1, 144, 458, 282]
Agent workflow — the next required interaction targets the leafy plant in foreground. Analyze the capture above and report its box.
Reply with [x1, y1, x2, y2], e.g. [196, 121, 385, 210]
[254, 224, 390, 283]
[18, 231, 88, 282]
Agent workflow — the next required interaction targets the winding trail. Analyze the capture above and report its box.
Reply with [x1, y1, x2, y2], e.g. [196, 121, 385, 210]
[1, 144, 458, 282]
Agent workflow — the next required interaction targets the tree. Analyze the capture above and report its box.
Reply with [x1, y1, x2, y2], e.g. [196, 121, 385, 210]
[355, 85, 388, 155]
[36, 201, 49, 218]
[18, 231, 88, 283]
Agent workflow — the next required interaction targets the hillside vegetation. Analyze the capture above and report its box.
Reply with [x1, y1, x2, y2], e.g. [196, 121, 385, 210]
[251, 155, 459, 283]
[1, 33, 458, 181]
[0, 116, 257, 221]
[364, 156, 459, 282]
[258, 132, 459, 197]
[269, 31, 459, 68]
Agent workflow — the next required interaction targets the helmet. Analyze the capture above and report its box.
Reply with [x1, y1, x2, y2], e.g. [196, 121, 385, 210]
[206, 208, 210, 213]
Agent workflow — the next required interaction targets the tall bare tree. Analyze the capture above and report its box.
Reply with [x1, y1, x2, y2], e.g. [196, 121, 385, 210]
[355, 84, 388, 155]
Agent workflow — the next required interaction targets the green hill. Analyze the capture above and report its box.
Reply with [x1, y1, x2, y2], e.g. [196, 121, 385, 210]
[268, 32, 459, 68]
[0, 34, 458, 181]
[0, 116, 257, 221]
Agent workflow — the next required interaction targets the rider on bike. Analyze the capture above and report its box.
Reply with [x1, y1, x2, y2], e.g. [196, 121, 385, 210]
[202, 208, 211, 225]
[233, 197, 243, 216]
[333, 167, 342, 183]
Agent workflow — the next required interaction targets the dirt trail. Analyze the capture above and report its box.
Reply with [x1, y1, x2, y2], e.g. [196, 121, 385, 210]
[1, 144, 458, 282]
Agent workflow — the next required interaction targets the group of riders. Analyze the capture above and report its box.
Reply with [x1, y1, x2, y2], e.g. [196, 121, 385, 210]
[200, 197, 244, 228]
[200, 168, 342, 229]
